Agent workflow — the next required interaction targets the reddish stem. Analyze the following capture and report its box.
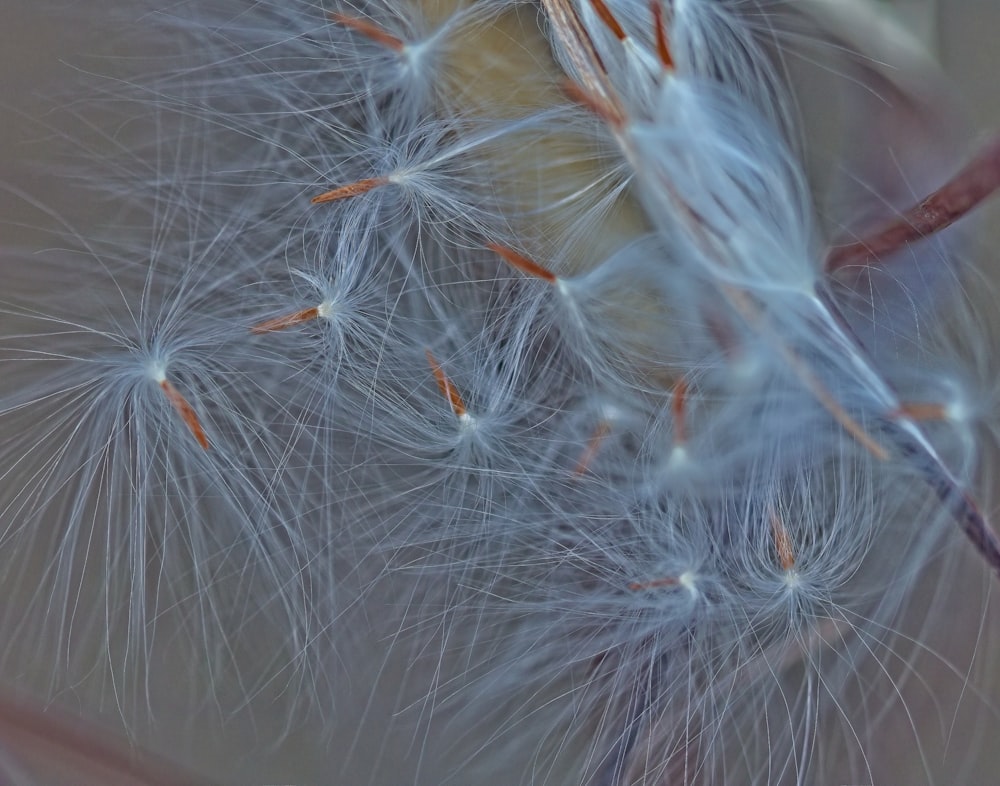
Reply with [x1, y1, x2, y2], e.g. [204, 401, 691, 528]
[827, 133, 1000, 272]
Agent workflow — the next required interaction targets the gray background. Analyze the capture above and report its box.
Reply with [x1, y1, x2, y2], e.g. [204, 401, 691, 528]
[2, 1, 1000, 783]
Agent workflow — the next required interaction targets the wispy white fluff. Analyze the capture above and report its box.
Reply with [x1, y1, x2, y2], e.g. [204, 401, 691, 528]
[2, 1, 997, 784]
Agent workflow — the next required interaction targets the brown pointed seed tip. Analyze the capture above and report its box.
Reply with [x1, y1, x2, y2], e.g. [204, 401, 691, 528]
[160, 379, 210, 450]
[311, 176, 388, 205]
[561, 79, 625, 128]
[589, 0, 627, 41]
[769, 509, 796, 572]
[671, 378, 689, 446]
[651, 1, 674, 70]
[250, 306, 321, 335]
[891, 402, 948, 422]
[329, 12, 405, 52]
[487, 242, 559, 284]
[425, 349, 468, 419]
[573, 420, 612, 476]
[629, 576, 679, 591]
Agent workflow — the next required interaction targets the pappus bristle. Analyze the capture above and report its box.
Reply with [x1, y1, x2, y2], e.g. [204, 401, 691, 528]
[6, 0, 1000, 784]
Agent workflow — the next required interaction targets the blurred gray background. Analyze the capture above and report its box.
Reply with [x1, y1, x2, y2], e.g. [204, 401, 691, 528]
[2, 1, 1000, 783]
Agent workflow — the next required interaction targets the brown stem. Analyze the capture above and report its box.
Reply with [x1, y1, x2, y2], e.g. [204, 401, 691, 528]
[827, 133, 1000, 272]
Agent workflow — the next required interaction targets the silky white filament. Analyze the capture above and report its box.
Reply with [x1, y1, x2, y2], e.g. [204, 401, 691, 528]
[2, 1, 999, 784]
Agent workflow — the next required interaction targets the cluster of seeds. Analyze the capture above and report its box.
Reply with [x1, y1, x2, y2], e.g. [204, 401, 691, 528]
[3, 0, 1000, 783]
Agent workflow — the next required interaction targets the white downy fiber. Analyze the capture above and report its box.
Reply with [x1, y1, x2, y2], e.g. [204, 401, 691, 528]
[1, 1, 999, 783]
